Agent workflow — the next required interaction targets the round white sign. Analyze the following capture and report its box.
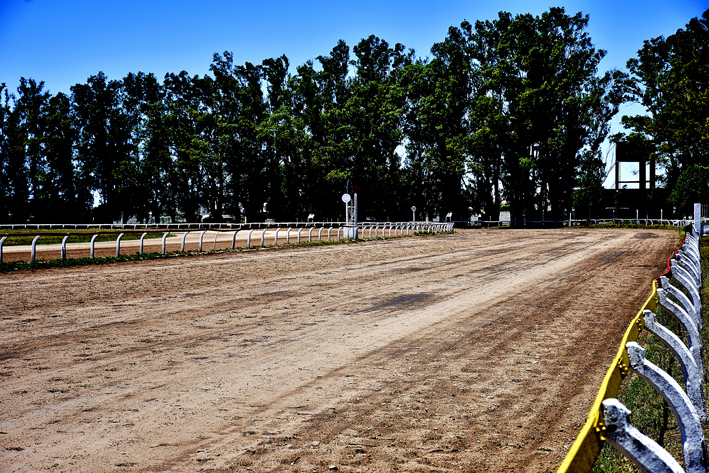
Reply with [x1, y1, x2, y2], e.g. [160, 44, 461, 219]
[342, 193, 351, 203]
[411, 206, 417, 211]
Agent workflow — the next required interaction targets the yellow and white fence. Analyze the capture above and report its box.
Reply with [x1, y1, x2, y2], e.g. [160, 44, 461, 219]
[558, 207, 706, 472]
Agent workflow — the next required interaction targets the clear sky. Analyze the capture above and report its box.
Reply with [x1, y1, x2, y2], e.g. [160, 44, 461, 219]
[0, 0, 707, 185]
[2, 0, 706, 97]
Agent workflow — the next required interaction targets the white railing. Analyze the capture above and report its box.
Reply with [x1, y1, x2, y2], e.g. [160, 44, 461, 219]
[0, 221, 455, 264]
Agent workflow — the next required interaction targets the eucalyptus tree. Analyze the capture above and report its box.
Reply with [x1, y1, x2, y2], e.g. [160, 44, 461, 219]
[467, 15, 517, 222]
[0, 78, 77, 222]
[71, 72, 135, 222]
[312, 40, 355, 218]
[0, 83, 29, 223]
[260, 55, 290, 220]
[233, 61, 268, 221]
[471, 9, 622, 221]
[15, 78, 51, 220]
[284, 41, 353, 220]
[196, 67, 230, 222]
[41, 92, 82, 221]
[344, 35, 413, 220]
[0, 85, 10, 221]
[163, 71, 208, 222]
[122, 71, 173, 222]
[401, 24, 476, 221]
[622, 9, 709, 214]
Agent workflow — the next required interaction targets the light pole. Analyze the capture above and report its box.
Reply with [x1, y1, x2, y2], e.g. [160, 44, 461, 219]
[342, 193, 351, 225]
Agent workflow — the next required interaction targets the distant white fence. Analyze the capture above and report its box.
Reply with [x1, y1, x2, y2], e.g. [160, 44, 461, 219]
[0, 221, 454, 264]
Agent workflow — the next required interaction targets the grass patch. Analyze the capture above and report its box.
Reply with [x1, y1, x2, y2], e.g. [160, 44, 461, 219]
[0, 252, 186, 271]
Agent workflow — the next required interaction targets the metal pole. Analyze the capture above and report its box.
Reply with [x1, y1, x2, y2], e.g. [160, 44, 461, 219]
[61, 235, 69, 259]
[353, 193, 358, 239]
[90, 234, 98, 258]
[31, 235, 40, 263]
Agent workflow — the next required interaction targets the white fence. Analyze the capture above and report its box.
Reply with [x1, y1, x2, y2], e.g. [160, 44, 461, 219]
[0, 222, 454, 264]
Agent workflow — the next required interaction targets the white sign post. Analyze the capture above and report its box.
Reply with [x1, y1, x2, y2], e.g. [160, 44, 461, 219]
[342, 193, 351, 226]
[353, 193, 358, 238]
[411, 205, 416, 222]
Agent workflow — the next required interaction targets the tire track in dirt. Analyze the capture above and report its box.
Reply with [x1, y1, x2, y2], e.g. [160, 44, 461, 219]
[0, 229, 676, 472]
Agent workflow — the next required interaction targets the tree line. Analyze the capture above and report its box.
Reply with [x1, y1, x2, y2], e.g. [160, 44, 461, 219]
[1, 8, 705, 224]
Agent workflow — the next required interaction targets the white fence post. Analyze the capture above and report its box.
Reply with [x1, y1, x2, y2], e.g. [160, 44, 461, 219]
[61, 235, 70, 259]
[140, 232, 148, 254]
[670, 259, 702, 317]
[602, 399, 686, 473]
[116, 233, 125, 257]
[625, 342, 708, 473]
[90, 234, 98, 258]
[0, 235, 6, 264]
[199, 230, 207, 252]
[643, 310, 707, 421]
[31, 235, 40, 263]
[181, 231, 189, 252]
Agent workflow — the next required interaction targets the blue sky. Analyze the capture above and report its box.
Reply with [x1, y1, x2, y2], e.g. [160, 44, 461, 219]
[0, 0, 706, 185]
[1, 0, 705, 97]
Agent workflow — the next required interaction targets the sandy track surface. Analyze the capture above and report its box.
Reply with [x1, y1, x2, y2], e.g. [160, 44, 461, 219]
[0, 228, 676, 472]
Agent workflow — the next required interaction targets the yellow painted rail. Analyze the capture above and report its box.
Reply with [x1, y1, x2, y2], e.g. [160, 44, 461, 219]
[557, 280, 659, 473]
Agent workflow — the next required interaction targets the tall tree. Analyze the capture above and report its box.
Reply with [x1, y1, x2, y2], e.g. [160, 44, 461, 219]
[0, 78, 61, 222]
[622, 9, 709, 214]
[71, 72, 135, 221]
[41, 92, 83, 221]
[402, 25, 476, 221]
[474, 9, 622, 221]
[344, 35, 413, 220]
[0, 84, 28, 223]
[164, 71, 208, 222]
[260, 55, 290, 220]
[123, 72, 173, 222]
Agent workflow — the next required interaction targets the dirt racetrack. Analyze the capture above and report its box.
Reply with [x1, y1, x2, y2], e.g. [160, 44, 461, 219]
[0, 228, 677, 472]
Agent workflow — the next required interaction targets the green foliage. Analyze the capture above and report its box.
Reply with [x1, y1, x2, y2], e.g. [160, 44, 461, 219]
[8, 6, 700, 224]
[619, 9, 709, 217]
[669, 165, 709, 212]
